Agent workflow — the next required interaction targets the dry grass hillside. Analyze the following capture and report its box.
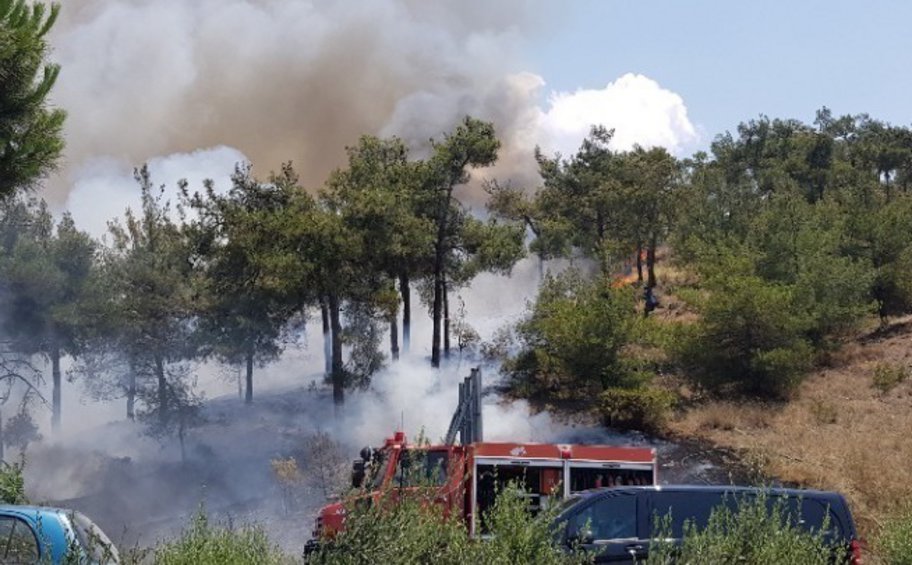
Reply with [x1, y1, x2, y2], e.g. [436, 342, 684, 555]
[670, 314, 912, 536]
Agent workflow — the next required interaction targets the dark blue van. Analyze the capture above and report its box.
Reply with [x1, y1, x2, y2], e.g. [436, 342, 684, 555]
[553, 485, 862, 563]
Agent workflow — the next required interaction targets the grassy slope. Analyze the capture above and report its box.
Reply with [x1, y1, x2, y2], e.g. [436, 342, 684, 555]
[669, 314, 912, 537]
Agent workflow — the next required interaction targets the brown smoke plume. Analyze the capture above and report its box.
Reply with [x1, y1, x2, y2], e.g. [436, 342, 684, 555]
[48, 0, 547, 204]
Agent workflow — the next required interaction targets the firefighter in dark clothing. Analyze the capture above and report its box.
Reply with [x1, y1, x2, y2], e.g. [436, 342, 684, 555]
[643, 285, 659, 317]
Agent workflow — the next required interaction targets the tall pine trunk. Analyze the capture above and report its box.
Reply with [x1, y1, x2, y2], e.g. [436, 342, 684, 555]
[328, 292, 344, 407]
[0, 408, 4, 463]
[432, 273, 443, 367]
[155, 355, 167, 427]
[636, 245, 644, 282]
[320, 296, 332, 376]
[431, 183, 453, 369]
[399, 273, 411, 353]
[245, 348, 254, 405]
[390, 315, 399, 361]
[127, 368, 136, 421]
[51, 347, 61, 433]
[443, 277, 450, 359]
[647, 236, 657, 289]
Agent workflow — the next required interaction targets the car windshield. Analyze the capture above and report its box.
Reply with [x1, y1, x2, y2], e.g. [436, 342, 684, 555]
[70, 512, 120, 564]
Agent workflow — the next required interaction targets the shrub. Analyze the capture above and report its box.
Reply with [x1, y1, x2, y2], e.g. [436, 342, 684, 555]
[599, 387, 676, 433]
[311, 486, 586, 565]
[878, 506, 912, 565]
[808, 400, 838, 425]
[503, 270, 637, 403]
[674, 273, 813, 398]
[872, 362, 908, 394]
[153, 511, 288, 565]
[648, 493, 841, 564]
[0, 461, 27, 504]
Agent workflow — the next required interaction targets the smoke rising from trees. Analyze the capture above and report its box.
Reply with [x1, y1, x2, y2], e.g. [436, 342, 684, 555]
[49, 0, 538, 200]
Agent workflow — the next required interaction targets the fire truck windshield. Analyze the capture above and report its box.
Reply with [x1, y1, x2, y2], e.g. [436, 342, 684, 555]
[369, 450, 389, 490]
[394, 449, 449, 487]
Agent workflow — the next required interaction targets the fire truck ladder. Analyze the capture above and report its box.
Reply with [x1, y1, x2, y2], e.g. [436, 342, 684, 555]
[444, 367, 483, 446]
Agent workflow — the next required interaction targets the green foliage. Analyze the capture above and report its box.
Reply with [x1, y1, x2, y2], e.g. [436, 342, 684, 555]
[647, 493, 841, 564]
[674, 268, 813, 398]
[0, 196, 97, 428]
[877, 506, 912, 565]
[311, 486, 584, 565]
[2, 409, 40, 451]
[183, 163, 301, 403]
[503, 270, 638, 403]
[102, 166, 201, 436]
[599, 387, 676, 433]
[0, 0, 65, 198]
[525, 128, 680, 279]
[0, 460, 27, 504]
[871, 362, 908, 394]
[153, 510, 289, 565]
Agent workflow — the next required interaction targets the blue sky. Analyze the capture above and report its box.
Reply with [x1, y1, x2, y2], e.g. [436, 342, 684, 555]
[529, 0, 911, 147]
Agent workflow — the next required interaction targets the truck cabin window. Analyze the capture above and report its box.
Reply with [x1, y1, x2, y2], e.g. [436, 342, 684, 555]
[369, 450, 389, 489]
[394, 449, 449, 487]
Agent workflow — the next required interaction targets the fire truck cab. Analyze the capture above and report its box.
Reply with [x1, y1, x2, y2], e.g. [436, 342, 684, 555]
[305, 368, 657, 552]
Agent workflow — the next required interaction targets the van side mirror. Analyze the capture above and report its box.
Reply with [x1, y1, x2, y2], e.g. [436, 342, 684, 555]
[351, 459, 366, 488]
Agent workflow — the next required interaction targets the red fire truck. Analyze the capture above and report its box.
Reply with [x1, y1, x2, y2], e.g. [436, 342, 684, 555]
[306, 369, 657, 547]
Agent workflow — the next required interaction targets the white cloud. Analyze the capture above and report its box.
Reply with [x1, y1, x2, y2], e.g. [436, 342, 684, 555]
[65, 146, 248, 239]
[536, 73, 699, 157]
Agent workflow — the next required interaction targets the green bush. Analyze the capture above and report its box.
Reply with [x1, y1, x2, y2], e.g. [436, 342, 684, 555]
[872, 362, 908, 394]
[647, 493, 841, 564]
[599, 387, 676, 433]
[878, 507, 912, 565]
[311, 486, 587, 565]
[153, 511, 289, 565]
[674, 272, 813, 398]
[0, 461, 27, 504]
[503, 270, 637, 403]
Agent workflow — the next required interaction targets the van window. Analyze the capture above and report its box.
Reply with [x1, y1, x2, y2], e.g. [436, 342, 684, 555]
[785, 498, 844, 538]
[568, 493, 638, 541]
[648, 491, 845, 539]
[648, 491, 735, 537]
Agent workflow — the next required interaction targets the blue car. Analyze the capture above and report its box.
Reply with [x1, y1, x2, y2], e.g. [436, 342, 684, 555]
[0, 505, 119, 564]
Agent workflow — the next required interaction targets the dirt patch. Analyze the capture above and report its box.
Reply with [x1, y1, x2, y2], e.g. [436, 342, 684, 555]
[669, 314, 912, 537]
